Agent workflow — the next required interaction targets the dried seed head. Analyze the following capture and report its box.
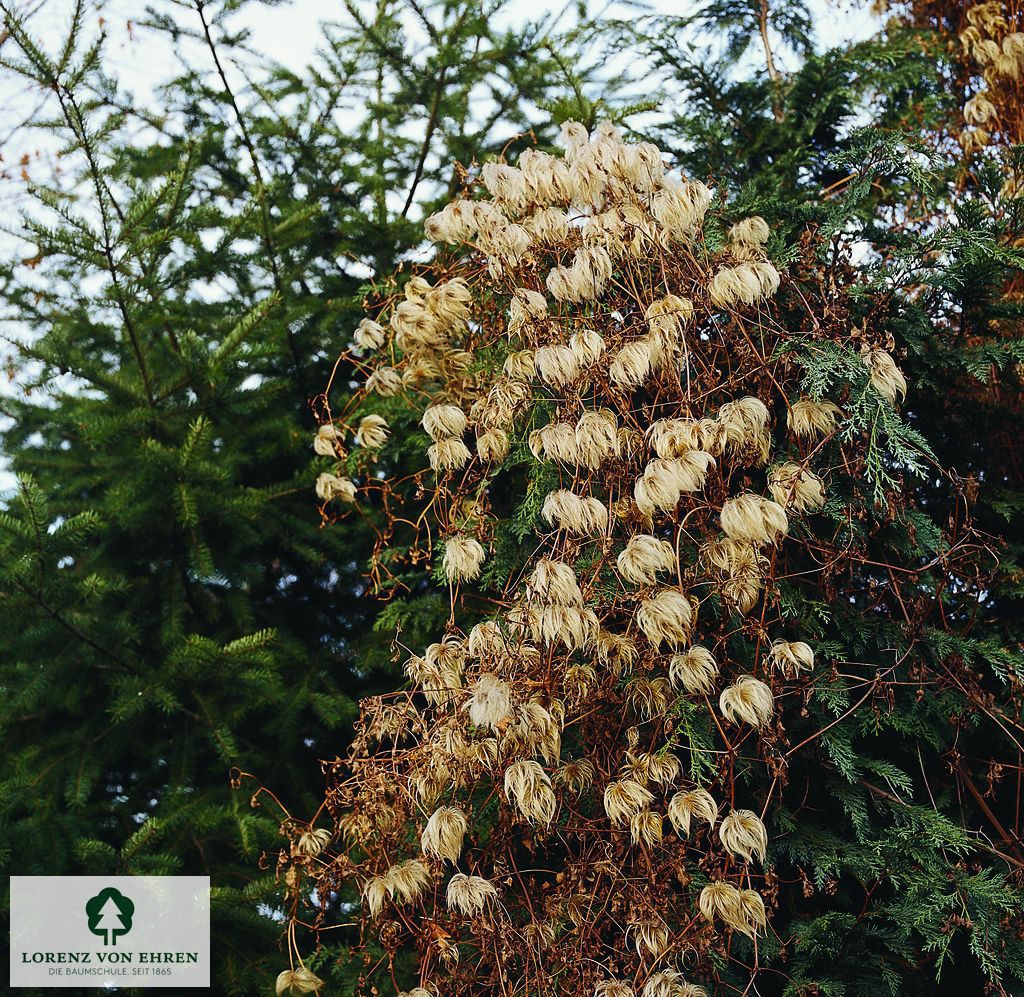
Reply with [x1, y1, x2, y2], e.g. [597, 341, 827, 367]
[617, 534, 676, 586]
[535, 344, 582, 387]
[629, 808, 664, 846]
[423, 403, 468, 441]
[428, 437, 472, 471]
[294, 827, 332, 858]
[504, 759, 556, 823]
[442, 535, 485, 583]
[637, 588, 694, 649]
[353, 317, 386, 351]
[315, 473, 357, 503]
[555, 758, 596, 795]
[729, 215, 770, 247]
[366, 366, 402, 396]
[769, 639, 815, 676]
[719, 675, 774, 727]
[669, 646, 718, 694]
[698, 880, 743, 928]
[609, 339, 654, 389]
[446, 873, 498, 916]
[476, 427, 510, 462]
[667, 787, 719, 836]
[604, 778, 655, 826]
[541, 489, 609, 536]
[355, 414, 390, 449]
[276, 968, 325, 995]
[720, 494, 788, 545]
[314, 422, 342, 456]
[788, 397, 842, 439]
[719, 808, 768, 863]
[768, 462, 826, 513]
[469, 673, 512, 729]
[421, 805, 468, 864]
[861, 346, 908, 404]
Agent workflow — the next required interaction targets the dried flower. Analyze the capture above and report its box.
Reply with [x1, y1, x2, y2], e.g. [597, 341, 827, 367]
[669, 646, 718, 694]
[788, 397, 842, 439]
[313, 423, 342, 457]
[276, 968, 324, 995]
[469, 673, 512, 729]
[541, 489, 609, 536]
[504, 759, 557, 823]
[769, 639, 815, 676]
[629, 808, 664, 846]
[423, 404, 468, 440]
[353, 317, 386, 350]
[294, 827, 331, 858]
[720, 494, 788, 545]
[476, 427, 510, 462]
[604, 778, 654, 826]
[428, 437, 472, 471]
[768, 462, 826, 513]
[861, 346, 907, 404]
[637, 589, 694, 649]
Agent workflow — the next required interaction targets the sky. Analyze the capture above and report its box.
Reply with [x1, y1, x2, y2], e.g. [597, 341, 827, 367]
[0, 0, 883, 492]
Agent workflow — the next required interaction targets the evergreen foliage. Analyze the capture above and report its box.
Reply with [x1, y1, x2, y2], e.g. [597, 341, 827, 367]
[0, 0, 601, 990]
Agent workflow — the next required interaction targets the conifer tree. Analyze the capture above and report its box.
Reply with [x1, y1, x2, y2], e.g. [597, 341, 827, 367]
[0, 0, 603, 989]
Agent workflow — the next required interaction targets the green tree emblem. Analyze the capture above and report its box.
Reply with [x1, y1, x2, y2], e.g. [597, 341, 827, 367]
[85, 887, 134, 946]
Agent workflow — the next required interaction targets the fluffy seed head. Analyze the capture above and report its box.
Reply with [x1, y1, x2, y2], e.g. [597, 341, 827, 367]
[861, 346, 908, 404]
[768, 462, 826, 513]
[355, 414, 390, 449]
[541, 490, 609, 536]
[423, 403, 468, 441]
[353, 317, 386, 351]
[719, 675, 774, 727]
[667, 787, 718, 835]
[719, 808, 768, 863]
[617, 534, 676, 586]
[476, 427, 510, 462]
[428, 437, 472, 471]
[446, 873, 498, 916]
[442, 535, 486, 582]
[366, 366, 402, 396]
[469, 673, 512, 729]
[720, 494, 788, 544]
[769, 639, 815, 676]
[609, 340, 653, 389]
[604, 778, 654, 826]
[637, 588, 694, 649]
[316, 473, 357, 503]
[421, 806, 468, 864]
[504, 759, 556, 823]
[669, 646, 718, 694]
[629, 808, 664, 847]
[788, 397, 842, 439]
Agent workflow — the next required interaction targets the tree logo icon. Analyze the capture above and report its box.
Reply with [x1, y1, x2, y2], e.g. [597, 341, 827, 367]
[85, 887, 135, 946]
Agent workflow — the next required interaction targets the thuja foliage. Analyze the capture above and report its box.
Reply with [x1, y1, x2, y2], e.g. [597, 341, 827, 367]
[269, 6, 1024, 997]
[0, 0, 608, 991]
